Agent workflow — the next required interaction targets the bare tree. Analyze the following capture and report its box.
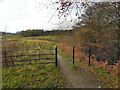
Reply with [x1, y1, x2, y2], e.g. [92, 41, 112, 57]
[37, 0, 120, 63]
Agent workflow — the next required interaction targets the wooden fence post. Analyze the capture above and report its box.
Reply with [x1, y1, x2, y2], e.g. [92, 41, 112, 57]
[89, 46, 91, 66]
[73, 46, 75, 65]
[55, 46, 57, 67]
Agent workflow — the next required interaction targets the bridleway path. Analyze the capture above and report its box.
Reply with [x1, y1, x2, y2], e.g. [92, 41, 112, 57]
[53, 46, 105, 88]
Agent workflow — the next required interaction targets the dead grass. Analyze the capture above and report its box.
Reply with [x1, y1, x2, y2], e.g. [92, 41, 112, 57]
[58, 43, 119, 77]
[58, 43, 119, 88]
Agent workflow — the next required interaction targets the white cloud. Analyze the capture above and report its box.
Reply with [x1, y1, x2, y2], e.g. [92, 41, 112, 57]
[0, 0, 62, 33]
[1, 0, 117, 33]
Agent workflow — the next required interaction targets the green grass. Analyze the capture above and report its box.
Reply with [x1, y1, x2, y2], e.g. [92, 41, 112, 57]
[2, 64, 65, 88]
[2, 34, 56, 41]
[67, 63, 77, 71]
[2, 37, 64, 88]
[57, 48, 77, 70]
[57, 48, 119, 88]
[30, 36, 55, 40]
[2, 35, 22, 40]
[19, 36, 56, 41]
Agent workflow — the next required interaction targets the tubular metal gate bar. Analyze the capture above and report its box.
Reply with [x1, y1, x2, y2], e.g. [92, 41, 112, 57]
[0, 46, 58, 67]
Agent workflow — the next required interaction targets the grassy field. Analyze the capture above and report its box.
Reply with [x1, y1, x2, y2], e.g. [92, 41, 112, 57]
[2, 36, 65, 88]
[2, 35, 119, 88]
[2, 64, 64, 88]
[2, 35, 55, 41]
[24, 36, 56, 40]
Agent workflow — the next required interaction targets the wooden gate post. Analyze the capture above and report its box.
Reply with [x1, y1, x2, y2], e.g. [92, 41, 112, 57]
[73, 46, 75, 65]
[55, 46, 57, 67]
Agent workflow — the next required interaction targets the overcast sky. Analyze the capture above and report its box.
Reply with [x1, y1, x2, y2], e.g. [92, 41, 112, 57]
[0, 0, 118, 33]
[0, 0, 74, 33]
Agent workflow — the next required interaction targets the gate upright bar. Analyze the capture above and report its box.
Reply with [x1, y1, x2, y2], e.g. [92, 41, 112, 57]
[89, 46, 91, 66]
[73, 46, 75, 65]
[55, 46, 57, 67]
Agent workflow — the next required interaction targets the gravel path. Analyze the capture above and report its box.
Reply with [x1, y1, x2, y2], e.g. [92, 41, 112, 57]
[53, 48, 105, 88]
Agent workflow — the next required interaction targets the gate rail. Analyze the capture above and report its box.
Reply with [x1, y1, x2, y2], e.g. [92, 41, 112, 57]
[0, 46, 58, 67]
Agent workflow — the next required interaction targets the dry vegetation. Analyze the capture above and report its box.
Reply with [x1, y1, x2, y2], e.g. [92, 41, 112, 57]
[56, 25, 120, 88]
[58, 43, 119, 77]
